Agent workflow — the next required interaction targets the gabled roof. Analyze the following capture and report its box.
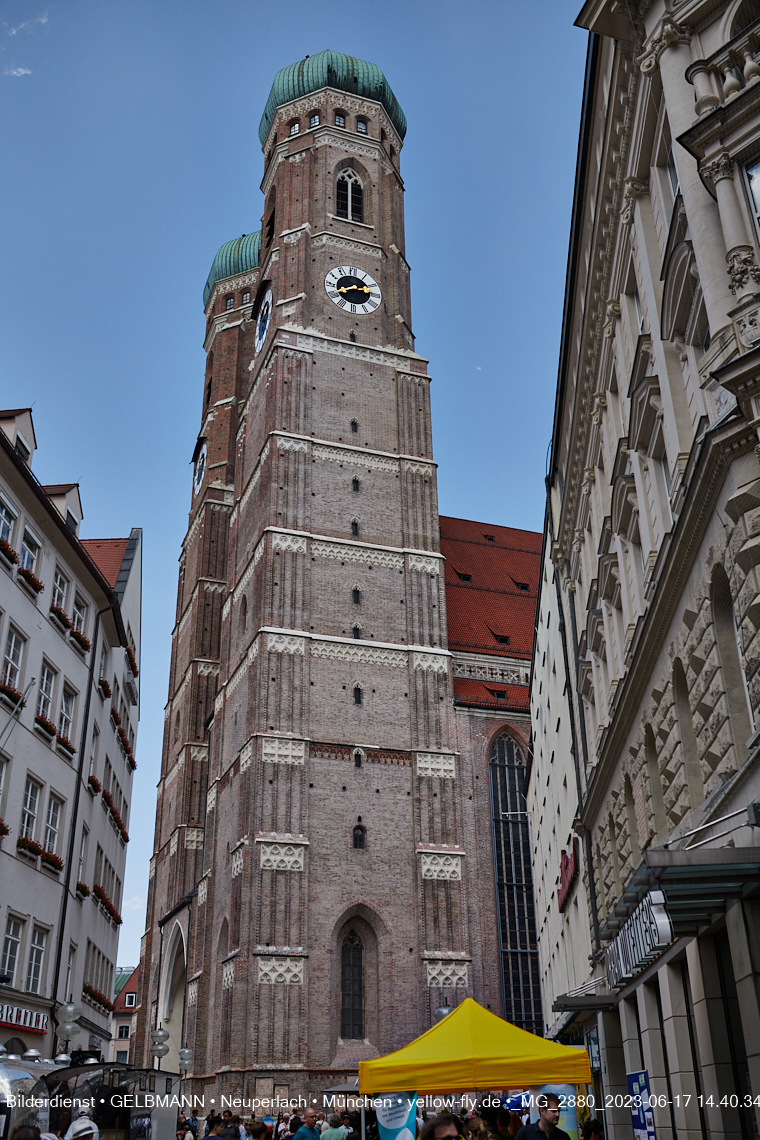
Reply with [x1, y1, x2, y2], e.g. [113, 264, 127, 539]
[440, 516, 541, 660]
[80, 538, 130, 589]
[112, 965, 139, 1013]
[42, 483, 78, 495]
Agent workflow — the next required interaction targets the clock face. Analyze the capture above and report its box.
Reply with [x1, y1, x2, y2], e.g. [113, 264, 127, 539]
[324, 266, 381, 314]
[193, 441, 207, 497]
[254, 288, 273, 356]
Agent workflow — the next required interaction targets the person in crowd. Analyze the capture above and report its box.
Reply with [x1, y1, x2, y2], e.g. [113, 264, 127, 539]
[220, 1113, 238, 1140]
[283, 1119, 302, 1140]
[515, 1096, 570, 1140]
[419, 1115, 466, 1140]
[340, 1118, 354, 1139]
[64, 1113, 99, 1140]
[250, 1125, 268, 1140]
[291, 1109, 320, 1140]
[208, 1122, 224, 1139]
[465, 1117, 489, 1140]
[320, 1115, 345, 1140]
[177, 1117, 194, 1140]
[188, 1116, 199, 1138]
[10, 1129, 41, 1140]
[581, 1123, 602, 1140]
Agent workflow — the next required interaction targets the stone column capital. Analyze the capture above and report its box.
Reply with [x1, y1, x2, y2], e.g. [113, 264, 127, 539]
[701, 151, 734, 190]
[620, 177, 649, 226]
[637, 15, 691, 75]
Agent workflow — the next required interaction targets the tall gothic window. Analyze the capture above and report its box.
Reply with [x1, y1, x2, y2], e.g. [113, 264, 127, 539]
[336, 169, 364, 223]
[341, 930, 364, 1038]
[488, 732, 543, 1036]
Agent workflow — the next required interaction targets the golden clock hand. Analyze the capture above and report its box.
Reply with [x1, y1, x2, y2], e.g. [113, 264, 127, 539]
[337, 284, 371, 294]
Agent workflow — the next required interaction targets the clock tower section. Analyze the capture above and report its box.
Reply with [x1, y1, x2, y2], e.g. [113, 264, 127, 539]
[138, 51, 502, 1099]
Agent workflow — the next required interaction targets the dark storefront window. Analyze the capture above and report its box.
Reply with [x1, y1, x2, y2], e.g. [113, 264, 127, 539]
[489, 733, 543, 1034]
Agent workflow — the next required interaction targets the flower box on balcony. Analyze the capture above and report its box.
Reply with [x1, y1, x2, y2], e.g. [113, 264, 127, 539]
[16, 836, 42, 860]
[49, 604, 72, 633]
[87, 774, 102, 796]
[97, 677, 111, 699]
[41, 850, 63, 873]
[56, 734, 76, 758]
[0, 538, 19, 570]
[125, 646, 139, 677]
[17, 567, 44, 597]
[110, 706, 122, 729]
[70, 629, 91, 654]
[0, 681, 25, 710]
[34, 713, 57, 740]
[76, 881, 90, 899]
[92, 883, 123, 926]
[127, 757, 137, 772]
[0, 819, 10, 839]
[82, 982, 115, 1012]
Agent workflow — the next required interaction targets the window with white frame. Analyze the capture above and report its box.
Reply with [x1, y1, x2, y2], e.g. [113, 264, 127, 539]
[0, 757, 6, 801]
[125, 991, 136, 1007]
[19, 530, 39, 572]
[289, 121, 300, 136]
[20, 777, 40, 840]
[77, 826, 88, 881]
[72, 594, 87, 634]
[65, 946, 75, 1003]
[356, 119, 367, 134]
[3, 627, 25, 690]
[0, 499, 16, 545]
[1, 917, 22, 986]
[26, 927, 46, 993]
[89, 725, 99, 777]
[116, 1050, 128, 1063]
[336, 169, 364, 223]
[99, 641, 108, 679]
[37, 662, 57, 721]
[667, 146, 680, 199]
[45, 795, 63, 852]
[52, 569, 69, 611]
[59, 686, 74, 740]
[335, 112, 346, 128]
[310, 113, 320, 128]
[118, 1024, 130, 1038]
[225, 297, 234, 311]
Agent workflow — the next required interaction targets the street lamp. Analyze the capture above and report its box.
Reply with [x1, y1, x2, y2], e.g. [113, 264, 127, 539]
[150, 1027, 170, 1069]
[178, 1048, 193, 1072]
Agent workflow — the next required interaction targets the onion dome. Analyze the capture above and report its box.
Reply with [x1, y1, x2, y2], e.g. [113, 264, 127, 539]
[203, 231, 261, 307]
[258, 50, 407, 146]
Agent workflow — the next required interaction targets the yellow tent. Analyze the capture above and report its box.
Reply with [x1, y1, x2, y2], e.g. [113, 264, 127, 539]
[358, 998, 592, 1094]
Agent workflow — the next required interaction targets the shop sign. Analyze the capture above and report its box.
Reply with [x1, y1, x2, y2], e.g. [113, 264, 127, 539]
[557, 838, 579, 912]
[0, 1003, 49, 1034]
[606, 891, 673, 989]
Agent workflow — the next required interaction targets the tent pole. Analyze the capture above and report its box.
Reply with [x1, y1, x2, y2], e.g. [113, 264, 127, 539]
[361, 1104, 365, 1140]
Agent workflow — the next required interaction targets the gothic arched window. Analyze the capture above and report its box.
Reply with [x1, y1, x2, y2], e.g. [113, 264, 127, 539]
[239, 595, 247, 634]
[353, 824, 365, 848]
[336, 169, 364, 223]
[341, 930, 364, 1038]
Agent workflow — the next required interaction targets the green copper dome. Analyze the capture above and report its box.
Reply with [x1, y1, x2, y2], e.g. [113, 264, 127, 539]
[203, 230, 260, 307]
[258, 50, 407, 146]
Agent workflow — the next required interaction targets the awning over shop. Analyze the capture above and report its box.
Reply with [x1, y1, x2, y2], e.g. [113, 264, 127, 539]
[358, 997, 592, 1093]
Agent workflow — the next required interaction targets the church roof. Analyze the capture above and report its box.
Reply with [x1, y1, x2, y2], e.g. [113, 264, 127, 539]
[203, 230, 261, 308]
[258, 50, 407, 146]
[439, 516, 541, 661]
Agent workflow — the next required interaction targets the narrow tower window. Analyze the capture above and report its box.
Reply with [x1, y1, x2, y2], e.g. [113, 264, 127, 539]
[351, 419, 358, 433]
[353, 588, 361, 605]
[353, 625, 361, 639]
[352, 478, 360, 492]
[341, 930, 364, 1037]
[354, 751, 362, 768]
[353, 686, 362, 705]
[353, 825, 365, 849]
[356, 119, 368, 134]
[351, 520, 359, 537]
[310, 113, 320, 128]
[225, 297, 234, 311]
[289, 121, 300, 136]
[336, 169, 364, 223]
[335, 112, 346, 128]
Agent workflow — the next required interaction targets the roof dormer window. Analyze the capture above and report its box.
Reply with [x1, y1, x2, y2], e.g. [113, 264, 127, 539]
[289, 121, 300, 136]
[15, 434, 30, 463]
[356, 119, 367, 134]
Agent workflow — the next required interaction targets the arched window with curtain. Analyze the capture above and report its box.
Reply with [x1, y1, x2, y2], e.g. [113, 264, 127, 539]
[341, 930, 363, 1038]
[712, 564, 753, 769]
[488, 732, 542, 1036]
[645, 724, 667, 838]
[336, 169, 364, 223]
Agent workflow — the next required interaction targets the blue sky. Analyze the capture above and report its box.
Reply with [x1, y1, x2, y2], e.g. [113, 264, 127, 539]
[1, 2, 588, 967]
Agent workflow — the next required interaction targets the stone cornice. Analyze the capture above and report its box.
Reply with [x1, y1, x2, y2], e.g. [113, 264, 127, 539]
[581, 415, 755, 827]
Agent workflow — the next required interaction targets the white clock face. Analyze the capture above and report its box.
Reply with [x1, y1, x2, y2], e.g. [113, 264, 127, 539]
[193, 441, 207, 496]
[324, 266, 381, 314]
[254, 288, 273, 356]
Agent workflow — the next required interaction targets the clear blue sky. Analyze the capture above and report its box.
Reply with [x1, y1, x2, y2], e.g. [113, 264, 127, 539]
[1, 2, 588, 967]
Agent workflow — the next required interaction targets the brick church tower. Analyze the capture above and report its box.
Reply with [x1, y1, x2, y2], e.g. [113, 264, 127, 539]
[135, 51, 522, 1098]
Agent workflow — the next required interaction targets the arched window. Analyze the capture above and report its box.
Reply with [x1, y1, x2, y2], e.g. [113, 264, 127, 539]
[352, 477, 360, 493]
[351, 419, 358, 433]
[712, 564, 752, 768]
[352, 588, 361, 605]
[352, 625, 362, 639]
[353, 686, 362, 705]
[645, 725, 667, 838]
[353, 824, 365, 848]
[488, 732, 542, 1036]
[623, 774, 642, 866]
[351, 519, 359, 537]
[673, 657, 704, 809]
[239, 595, 247, 634]
[732, 0, 760, 37]
[354, 750, 363, 768]
[341, 930, 364, 1038]
[607, 811, 622, 896]
[336, 169, 364, 223]
[174, 710, 180, 743]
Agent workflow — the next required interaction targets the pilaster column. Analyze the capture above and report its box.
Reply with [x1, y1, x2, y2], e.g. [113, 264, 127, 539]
[657, 959, 705, 1140]
[636, 982, 675, 1140]
[685, 936, 742, 1140]
[597, 1008, 629, 1138]
[701, 152, 760, 300]
[725, 900, 760, 1135]
[655, 35, 735, 334]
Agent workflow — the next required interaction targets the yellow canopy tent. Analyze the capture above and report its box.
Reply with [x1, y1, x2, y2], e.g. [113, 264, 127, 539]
[358, 998, 592, 1094]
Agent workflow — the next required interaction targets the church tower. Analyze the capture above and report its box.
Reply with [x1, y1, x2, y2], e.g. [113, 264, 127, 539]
[136, 51, 503, 1098]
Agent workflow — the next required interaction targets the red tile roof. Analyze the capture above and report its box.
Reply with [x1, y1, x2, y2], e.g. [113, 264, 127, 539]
[452, 678, 530, 711]
[80, 538, 129, 588]
[440, 516, 541, 660]
[112, 965, 139, 1013]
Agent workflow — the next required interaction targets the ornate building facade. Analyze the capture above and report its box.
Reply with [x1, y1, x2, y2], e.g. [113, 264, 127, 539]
[530, 3, 760, 1137]
[134, 53, 541, 1098]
